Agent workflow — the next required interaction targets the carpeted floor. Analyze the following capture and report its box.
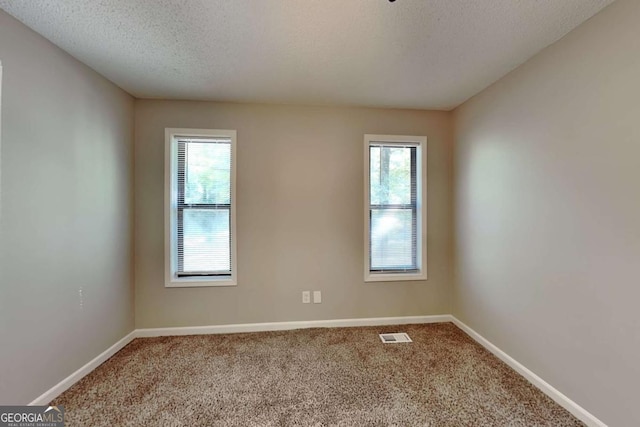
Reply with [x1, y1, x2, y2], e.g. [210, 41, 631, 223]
[53, 323, 584, 426]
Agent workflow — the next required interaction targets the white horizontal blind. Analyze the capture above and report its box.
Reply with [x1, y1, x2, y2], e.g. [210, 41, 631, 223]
[176, 138, 232, 277]
[369, 143, 418, 272]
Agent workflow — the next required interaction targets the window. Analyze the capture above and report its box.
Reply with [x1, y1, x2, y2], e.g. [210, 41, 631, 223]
[165, 128, 237, 287]
[364, 134, 427, 282]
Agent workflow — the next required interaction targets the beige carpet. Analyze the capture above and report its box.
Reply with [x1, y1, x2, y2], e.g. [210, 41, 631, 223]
[53, 323, 583, 426]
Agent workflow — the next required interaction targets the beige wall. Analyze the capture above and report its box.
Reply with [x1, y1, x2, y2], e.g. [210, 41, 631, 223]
[0, 11, 134, 404]
[135, 100, 453, 328]
[453, 0, 640, 425]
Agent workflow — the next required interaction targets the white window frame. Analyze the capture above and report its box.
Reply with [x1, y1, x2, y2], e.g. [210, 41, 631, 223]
[364, 134, 427, 282]
[165, 128, 237, 287]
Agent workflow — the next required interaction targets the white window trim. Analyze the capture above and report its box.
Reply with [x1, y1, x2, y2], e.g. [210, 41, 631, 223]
[164, 128, 238, 287]
[364, 134, 427, 282]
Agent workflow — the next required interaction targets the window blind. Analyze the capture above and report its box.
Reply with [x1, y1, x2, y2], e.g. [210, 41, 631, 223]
[369, 144, 418, 272]
[176, 137, 232, 277]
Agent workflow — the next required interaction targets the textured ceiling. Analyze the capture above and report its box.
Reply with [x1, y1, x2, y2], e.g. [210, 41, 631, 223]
[0, 0, 614, 110]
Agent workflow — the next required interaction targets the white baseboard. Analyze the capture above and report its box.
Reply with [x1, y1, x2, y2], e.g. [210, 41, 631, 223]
[29, 330, 137, 406]
[136, 314, 451, 338]
[28, 314, 606, 427]
[450, 316, 606, 427]
[30, 315, 448, 404]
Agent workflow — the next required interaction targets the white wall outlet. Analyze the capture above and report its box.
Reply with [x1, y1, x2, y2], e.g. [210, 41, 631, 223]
[313, 291, 322, 304]
[302, 291, 311, 304]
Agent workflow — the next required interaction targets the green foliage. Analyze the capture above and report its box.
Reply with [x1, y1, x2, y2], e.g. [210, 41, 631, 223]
[370, 146, 412, 205]
[184, 142, 231, 205]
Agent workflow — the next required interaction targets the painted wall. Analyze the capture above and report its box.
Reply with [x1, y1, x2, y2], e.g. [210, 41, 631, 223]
[0, 11, 134, 404]
[135, 100, 453, 328]
[453, 0, 640, 424]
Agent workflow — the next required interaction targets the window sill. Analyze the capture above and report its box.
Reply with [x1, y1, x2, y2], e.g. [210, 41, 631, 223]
[166, 276, 237, 288]
[365, 272, 427, 283]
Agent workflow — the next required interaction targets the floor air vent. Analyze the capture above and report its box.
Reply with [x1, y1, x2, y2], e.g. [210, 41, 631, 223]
[379, 333, 412, 343]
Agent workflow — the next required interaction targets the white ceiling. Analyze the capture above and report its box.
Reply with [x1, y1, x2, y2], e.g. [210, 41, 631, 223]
[0, 0, 614, 110]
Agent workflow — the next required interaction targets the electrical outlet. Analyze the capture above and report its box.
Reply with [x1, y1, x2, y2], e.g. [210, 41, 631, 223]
[302, 291, 311, 304]
[313, 291, 322, 304]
